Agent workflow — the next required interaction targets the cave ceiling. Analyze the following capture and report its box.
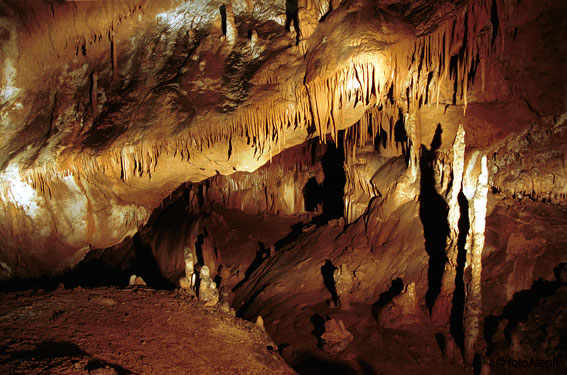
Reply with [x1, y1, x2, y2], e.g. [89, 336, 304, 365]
[0, 0, 566, 278]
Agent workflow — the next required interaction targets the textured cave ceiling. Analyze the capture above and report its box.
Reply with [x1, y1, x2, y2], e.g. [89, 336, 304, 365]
[0, 0, 566, 281]
[1, 1, 567, 373]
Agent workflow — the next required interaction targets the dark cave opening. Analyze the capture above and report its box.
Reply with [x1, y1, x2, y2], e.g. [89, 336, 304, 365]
[320, 139, 347, 222]
[219, 5, 227, 36]
[195, 233, 206, 266]
[300, 136, 347, 226]
[130, 233, 175, 290]
[374, 127, 388, 150]
[310, 313, 326, 349]
[61, 248, 131, 289]
[303, 176, 322, 212]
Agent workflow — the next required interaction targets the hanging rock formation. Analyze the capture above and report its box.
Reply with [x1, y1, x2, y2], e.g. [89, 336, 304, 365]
[1, 0, 566, 372]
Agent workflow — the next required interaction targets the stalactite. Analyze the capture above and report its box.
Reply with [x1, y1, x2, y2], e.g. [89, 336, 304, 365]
[11, 0, 509, 210]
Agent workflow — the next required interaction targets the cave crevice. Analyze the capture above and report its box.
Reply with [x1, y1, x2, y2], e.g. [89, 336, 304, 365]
[419, 125, 450, 313]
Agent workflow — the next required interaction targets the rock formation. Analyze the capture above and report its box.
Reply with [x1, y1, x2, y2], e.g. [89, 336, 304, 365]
[198, 265, 219, 306]
[1, 0, 566, 373]
[333, 263, 353, 309]
[320, 319, 354, 354]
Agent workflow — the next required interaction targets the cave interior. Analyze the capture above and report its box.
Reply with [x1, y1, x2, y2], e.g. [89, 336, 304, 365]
[0, 0, 566, 374]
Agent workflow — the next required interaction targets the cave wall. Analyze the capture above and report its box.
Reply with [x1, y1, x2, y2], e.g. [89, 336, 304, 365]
[1, 0, 566, 369]
[0, 0, 565, 325]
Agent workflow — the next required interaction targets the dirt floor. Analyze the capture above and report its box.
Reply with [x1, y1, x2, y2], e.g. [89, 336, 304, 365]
[0, 286, 295, 375]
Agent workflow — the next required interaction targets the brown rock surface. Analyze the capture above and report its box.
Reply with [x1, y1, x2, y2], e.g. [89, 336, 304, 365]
[0, 286, 294, 375]
[3, 0, 565, 277]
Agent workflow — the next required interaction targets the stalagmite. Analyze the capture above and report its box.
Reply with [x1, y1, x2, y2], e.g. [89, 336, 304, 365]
[179, 248, 196, 290]
[199, 266, 219, 306]
[462, 152, 489, 365]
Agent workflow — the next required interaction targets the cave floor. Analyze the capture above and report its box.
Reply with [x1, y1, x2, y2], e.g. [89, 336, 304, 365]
[0, 286, 294, 375]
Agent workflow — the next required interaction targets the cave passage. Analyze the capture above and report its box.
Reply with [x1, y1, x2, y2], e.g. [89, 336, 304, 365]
[303, 176, 322, 212]
[320, 140, 347, 222]
[1, 0, 566, 374]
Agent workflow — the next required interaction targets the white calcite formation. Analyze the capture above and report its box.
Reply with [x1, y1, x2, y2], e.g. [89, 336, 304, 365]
[462, 152, 489, 364]
[432, 124, 466, 327]
[0, 1, 565, 370]
[199, 265, 219, 306]
[0, 0, 564, 280]
[179, 247, 195, 290]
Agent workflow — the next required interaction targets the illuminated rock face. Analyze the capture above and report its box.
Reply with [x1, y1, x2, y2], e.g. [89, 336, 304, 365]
[1, 1, 566, 372]
[0, 0, 566, 296]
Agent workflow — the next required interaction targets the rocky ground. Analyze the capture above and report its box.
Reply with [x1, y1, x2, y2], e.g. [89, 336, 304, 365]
[0, 286, 294, 375]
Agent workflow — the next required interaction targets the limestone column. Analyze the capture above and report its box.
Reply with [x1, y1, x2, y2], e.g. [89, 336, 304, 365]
[462, 152, 489, 364]
[432, 125, 466, 327]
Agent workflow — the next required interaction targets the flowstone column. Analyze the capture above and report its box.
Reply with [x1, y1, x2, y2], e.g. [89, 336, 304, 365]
[432, 125, 466, 327]
[462, 152, 489, 364]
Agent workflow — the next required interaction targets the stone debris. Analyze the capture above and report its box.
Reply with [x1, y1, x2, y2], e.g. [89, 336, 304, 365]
[320, 319, 353, 354]
[89, 296, 117, 307]
[89, 366, 118, 375]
